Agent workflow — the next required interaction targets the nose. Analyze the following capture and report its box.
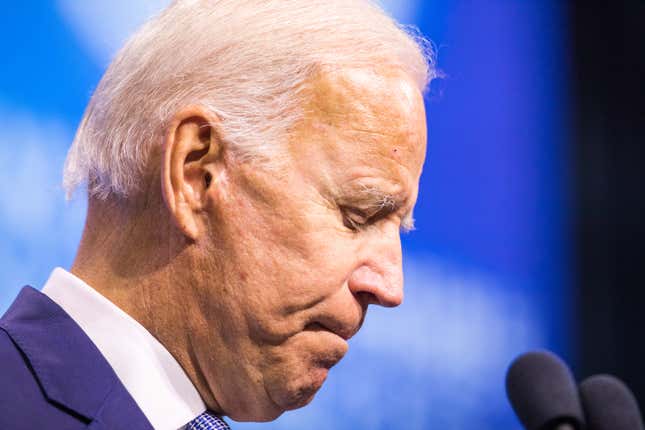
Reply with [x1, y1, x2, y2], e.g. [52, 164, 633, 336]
[347, 227, 404, 307]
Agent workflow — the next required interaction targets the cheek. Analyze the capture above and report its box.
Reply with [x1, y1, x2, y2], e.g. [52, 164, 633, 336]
[235, 207, 356, 289]
[217, 193, 361, 328]
[236, 236, 359, 347]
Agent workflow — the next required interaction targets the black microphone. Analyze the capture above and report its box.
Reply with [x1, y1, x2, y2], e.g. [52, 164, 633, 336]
[506, 351, 585, 430]
[579, 374, 644, 430]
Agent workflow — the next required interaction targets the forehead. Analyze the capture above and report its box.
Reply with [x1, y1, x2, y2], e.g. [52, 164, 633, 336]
[288, 66, 427, 191]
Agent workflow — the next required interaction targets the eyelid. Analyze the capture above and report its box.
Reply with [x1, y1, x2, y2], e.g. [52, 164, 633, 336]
[341, 206, 369, 231]
[341, 204, 409, 233]
[337, 178, 416, 232]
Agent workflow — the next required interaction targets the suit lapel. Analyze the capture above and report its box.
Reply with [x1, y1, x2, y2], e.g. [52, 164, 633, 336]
[0, 286, 153, 429]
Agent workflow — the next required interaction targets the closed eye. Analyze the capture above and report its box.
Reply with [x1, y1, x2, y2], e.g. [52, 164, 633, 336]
[341, 206, 369, 231]
[341, 205, 404, 232]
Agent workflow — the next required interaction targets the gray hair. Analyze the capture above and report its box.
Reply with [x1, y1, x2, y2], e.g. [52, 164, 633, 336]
[63, 0, 437, 200]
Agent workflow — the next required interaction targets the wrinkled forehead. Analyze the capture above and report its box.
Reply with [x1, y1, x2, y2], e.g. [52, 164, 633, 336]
[289, 65, 427, 184]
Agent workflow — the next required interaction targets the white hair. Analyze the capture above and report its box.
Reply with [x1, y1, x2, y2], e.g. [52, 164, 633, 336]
[63, 0, 438, 200]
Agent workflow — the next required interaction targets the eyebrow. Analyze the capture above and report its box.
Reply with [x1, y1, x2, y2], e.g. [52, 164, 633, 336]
[345, 184, 416, 232]
[400, 211, 416, 233]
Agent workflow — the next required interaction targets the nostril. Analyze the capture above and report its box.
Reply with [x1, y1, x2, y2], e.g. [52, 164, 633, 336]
[354, 291, 378, 307]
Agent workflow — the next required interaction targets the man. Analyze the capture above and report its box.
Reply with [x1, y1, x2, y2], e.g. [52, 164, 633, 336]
[0, 0, 434, 429]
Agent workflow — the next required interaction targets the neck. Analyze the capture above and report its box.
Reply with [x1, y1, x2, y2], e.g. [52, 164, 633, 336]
[70, 193, 223, 413]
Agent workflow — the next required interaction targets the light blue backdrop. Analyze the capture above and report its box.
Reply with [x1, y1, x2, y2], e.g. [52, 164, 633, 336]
[0, 2, 569, 428]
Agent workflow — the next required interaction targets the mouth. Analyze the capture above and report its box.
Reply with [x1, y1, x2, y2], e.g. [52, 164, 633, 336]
[304, 321, 356, 341]
[301, 322, 349, 372]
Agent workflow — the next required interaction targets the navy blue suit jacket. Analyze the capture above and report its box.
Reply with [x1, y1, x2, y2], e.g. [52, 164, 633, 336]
[0, 286, 154, 429]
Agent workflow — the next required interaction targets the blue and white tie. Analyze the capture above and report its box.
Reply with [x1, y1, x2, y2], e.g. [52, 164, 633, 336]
[187, 411, 231, 430]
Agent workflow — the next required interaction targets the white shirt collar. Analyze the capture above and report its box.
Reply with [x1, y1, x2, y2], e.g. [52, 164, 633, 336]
[42, 267, 206, 430]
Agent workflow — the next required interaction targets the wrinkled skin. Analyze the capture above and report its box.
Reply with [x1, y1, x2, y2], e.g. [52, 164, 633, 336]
[72, 66, 427, 422]
[187, 67, 428, 420]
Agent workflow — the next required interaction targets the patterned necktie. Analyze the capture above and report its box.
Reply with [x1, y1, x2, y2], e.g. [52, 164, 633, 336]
[187, 411, 231, 430]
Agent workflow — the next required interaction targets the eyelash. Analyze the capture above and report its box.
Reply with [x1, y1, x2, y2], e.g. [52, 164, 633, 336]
[341, 207, 369, 232]
[342, 206, 402, 233]
[341, 206, 410, 234]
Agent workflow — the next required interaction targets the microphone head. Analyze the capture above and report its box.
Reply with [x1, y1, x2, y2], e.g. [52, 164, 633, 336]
[506, 351, 585, 430]
[579, 374, 644, 430]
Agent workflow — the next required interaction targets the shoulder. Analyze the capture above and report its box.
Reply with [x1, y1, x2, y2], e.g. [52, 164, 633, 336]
[0, 321, 87, 428]
[0, 326, 34, 392]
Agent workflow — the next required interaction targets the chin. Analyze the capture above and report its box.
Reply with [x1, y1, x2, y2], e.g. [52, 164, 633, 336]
[255, 327, 349, 416]
[267, 365, 330, 412]
[227, 360, 331, 422]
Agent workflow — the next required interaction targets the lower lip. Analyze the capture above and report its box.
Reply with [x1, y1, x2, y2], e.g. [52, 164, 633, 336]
[300, 325, 349, 366]
[305, 322, 349, 342]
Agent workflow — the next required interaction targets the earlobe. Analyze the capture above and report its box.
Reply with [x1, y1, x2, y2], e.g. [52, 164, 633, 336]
[161, 106, 223, 241]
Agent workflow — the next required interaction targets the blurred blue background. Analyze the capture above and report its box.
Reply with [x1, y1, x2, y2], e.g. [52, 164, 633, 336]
[0, 1, 570, 428]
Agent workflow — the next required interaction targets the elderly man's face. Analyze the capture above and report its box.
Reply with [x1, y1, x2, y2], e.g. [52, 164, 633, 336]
[185, 67, 427, 421]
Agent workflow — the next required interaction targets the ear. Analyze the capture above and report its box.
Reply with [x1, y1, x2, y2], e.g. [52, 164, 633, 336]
[161, 106, 224, 241]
